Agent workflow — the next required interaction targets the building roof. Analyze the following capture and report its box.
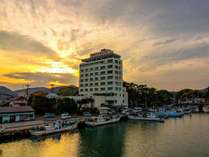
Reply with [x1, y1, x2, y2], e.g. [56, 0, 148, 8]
[0, 106, 34, 114]
[81, 49, 120, 63]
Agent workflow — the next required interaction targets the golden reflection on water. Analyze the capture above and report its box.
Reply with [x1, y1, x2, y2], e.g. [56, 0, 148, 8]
[0, 133, 80, 157]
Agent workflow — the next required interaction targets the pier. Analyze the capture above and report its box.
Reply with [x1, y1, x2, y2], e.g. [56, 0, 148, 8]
[0, 120, 45, 135]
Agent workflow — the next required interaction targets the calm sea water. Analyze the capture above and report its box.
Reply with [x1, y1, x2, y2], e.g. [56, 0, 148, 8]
[0, 114, 209, 157]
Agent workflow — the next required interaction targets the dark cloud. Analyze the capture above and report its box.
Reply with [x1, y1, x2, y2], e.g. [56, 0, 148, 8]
[4, 72, 77, 87]
[143, 43, 209, 66]
[57, 0, 209, 35]
[153, 38, 178, 46]
[0, 31, 58, 58]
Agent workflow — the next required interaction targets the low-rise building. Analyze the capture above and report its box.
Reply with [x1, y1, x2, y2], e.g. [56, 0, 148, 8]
[0, 106, 35, 124]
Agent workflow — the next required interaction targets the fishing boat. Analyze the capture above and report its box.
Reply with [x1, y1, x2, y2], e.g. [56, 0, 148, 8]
[85, 114, 121, 127]
[128, 112, 164, 122]
[183, 107, 192, 114]
[30, 120, 78, 136]
[156, 109, 184, 118]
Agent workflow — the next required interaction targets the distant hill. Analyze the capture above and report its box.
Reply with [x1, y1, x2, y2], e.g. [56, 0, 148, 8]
[14, 85, 79, 97]
[0, 86, 17, 105]
[0, 86, 17, 98]
[15, 87, 50, 96]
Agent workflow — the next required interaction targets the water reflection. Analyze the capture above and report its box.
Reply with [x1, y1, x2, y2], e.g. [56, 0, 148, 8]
[0, 133, 80, 157]
[78, 122, 127, 157]
[0, 114, 209, 157]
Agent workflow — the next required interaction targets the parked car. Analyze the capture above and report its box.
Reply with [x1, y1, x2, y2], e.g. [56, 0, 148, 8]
[83, 112, 92, 117]
[44, 113, 55, 118]
[61, 113, 71, 119]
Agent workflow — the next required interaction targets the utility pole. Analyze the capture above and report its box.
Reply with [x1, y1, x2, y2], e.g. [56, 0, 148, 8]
[25, 84, 30, 100]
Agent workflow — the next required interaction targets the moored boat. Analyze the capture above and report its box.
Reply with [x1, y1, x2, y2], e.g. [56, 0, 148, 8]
[156, 109, 184, 118]
[30, 120, 78, 136]
[128, 112, 164, 122]
[85, 114, 121, 127]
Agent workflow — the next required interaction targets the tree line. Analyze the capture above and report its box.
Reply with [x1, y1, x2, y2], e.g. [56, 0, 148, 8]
[28, 92, 99, 115]
[124, 82, 209, 108]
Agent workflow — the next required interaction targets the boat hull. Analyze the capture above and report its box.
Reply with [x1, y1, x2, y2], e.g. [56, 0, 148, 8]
[30, 123, 77, 136]
[128, 115, 164, 123]
[85, 117, 120, 127]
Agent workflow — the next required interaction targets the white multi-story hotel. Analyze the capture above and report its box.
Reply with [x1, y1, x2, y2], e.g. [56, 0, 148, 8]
[79, 49, 128, 107]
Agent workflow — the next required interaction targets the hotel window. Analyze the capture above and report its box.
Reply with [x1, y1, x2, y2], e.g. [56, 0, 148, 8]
[85, 89, 88, 92]
[85, 69, 88, 72]
[85, 83, 88, 86]
[95, 88, 98, 91]
[115, 71, 119, 74]
[115, 60, 119, 63]
[85, 79, 88, 81]
[80, 79, 83, 82]
[101, 76, 106, 80]
[90, 88, 93, 91]
[95, 72, 98, 75]
[90, 68, 93, 71]
[80, 74, 84, 77]
[107, 59, 113, 63]
[108, 76, 113, 79]
[90, 83, 93, 86]
[80, 89, 83, 92]
[95, 82, 99, 86]
[117, 82, 121, 86]
[107, 65, 113, 68]
[80, 84, 83, 87]
[90, 78, 93, 81]
[95, 77, 98, 81]
[101, 82, 105, 85]
[108, 81, 113, 85]
[101, 66, 106, 70]
[107, 70, 113, 74]
[90, 73, 93, 75]
[101, 87, 105, 91]
[108, 87, 113, 91]
[95, 67, 99, 70]
[85, 74, 89, 77]
[100, 71, 105, 75]
[81, 69, 84, 72]
[115, 65, 118, 69]
[115, 87, 118, 91]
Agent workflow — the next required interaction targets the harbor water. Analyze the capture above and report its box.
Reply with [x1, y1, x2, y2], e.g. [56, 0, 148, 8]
[0, 114, 209, 157]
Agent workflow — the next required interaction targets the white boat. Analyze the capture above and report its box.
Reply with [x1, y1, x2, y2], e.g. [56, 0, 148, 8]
[85, 115, 121, 127]
[30, 120, 78, 136]
[183, 107, 192, 114]
[128, 112, 164, 122]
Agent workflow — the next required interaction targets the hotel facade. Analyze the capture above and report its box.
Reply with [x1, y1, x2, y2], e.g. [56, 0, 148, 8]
[79, 49, 128, 107]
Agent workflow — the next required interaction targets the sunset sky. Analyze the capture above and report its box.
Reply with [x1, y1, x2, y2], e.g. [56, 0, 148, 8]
[0, 0, 209, 90]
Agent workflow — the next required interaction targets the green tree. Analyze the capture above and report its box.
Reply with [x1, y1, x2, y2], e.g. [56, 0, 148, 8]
[57, 86, 78, 96]
[56, 98, 77, 114]
[28, 93, 56, 115]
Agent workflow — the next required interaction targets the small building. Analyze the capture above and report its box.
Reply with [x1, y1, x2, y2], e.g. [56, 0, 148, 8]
[0, 106, 35, 124]
[9, 96, 27, 107]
